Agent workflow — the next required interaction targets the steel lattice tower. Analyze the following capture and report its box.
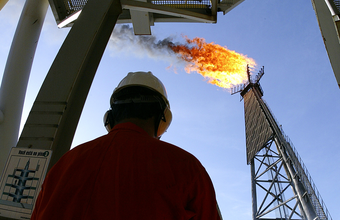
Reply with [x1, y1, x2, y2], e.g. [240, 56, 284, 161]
[232, 67, 332, 220]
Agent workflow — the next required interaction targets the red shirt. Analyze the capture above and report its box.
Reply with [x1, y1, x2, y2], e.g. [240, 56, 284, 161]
[31, 122, 221, 220]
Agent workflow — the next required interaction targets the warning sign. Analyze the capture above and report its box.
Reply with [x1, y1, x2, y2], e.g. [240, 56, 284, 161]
[0, 148, 51, 219]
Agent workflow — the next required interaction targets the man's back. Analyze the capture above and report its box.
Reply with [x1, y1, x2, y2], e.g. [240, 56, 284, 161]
[31, 122, 221, 220]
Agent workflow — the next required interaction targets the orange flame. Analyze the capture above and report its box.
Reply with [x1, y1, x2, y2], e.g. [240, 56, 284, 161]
[170, 37, 256, 89]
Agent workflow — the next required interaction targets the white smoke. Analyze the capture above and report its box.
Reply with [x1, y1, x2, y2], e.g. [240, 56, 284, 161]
[108, 24, 185, 66]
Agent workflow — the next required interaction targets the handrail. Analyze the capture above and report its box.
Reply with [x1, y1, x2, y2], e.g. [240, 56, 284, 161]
[262, 98, 333, 220]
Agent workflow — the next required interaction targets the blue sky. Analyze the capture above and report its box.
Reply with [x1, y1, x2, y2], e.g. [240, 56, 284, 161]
[1, 0, 339, 219]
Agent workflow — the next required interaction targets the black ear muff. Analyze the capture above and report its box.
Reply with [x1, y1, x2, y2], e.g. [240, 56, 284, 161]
[157, 106, 172, 137]
[103, 110, 114, 132]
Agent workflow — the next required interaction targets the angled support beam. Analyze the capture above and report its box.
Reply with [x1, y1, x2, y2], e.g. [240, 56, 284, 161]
[17, 0, 123, 171]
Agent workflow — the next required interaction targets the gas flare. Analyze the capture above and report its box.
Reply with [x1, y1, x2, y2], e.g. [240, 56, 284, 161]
[169, 37, 256, 89]
[110, 25, 256, 89]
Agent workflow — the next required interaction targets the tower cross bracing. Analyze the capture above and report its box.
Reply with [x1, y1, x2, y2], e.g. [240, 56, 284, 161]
[234, 67, 332, 220]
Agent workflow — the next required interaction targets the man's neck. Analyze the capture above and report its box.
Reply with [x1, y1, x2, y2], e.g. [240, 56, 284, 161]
[117, 118, 156, 138]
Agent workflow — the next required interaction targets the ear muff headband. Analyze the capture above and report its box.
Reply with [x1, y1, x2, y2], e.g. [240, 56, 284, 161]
[103, 97, 172, 137]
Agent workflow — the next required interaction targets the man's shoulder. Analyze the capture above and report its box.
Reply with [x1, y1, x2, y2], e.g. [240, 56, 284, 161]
[155, 139, 201, 163]
[59, 133, 111, 161]
[62, 130, 201, 167]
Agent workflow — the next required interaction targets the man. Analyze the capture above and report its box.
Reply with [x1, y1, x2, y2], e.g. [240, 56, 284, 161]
[31, 71, 222, 220]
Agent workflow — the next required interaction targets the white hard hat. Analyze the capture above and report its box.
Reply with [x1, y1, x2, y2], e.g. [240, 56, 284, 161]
[111, 71, 169, 106]
[108, 71, 172, 137]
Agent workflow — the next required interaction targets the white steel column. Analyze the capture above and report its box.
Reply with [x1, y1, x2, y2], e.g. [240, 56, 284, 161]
[0, 0, 49, 178]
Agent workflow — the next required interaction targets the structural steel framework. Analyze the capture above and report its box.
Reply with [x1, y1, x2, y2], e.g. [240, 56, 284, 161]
[49, 0, 244, 32]
[232, 67, 332, 220]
